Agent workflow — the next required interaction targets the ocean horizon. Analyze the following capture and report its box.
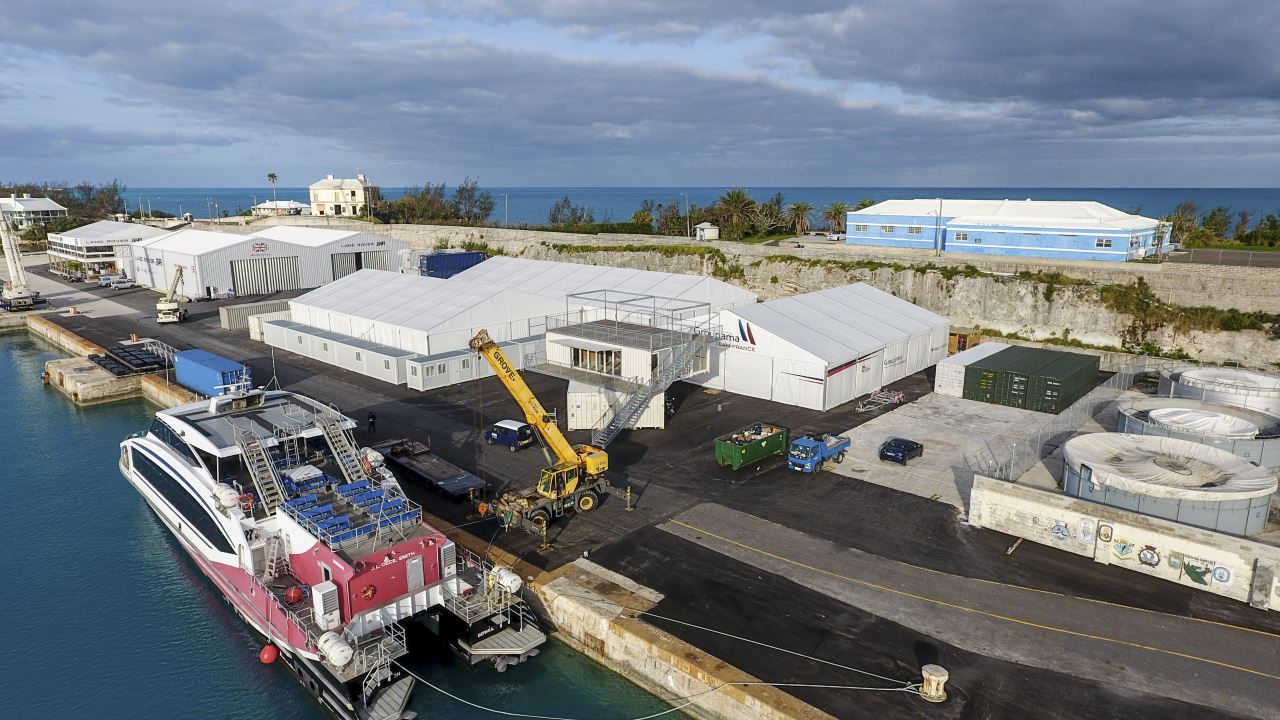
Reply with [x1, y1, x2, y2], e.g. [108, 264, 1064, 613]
[121, 186, 1280, 227]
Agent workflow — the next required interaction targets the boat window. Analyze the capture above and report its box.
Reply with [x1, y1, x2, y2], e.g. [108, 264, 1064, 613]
[131, 448, 234, 554]
[150, 418, 199, 466]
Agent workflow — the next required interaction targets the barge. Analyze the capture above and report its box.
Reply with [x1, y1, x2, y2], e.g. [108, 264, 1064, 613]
[119, 389, 545, 719]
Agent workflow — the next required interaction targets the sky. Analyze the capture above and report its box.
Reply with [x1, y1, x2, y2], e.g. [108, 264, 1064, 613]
[2, 0, 1279, 188]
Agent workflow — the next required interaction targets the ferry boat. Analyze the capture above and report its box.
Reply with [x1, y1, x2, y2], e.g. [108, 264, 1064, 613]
[119, 389, 545, 719]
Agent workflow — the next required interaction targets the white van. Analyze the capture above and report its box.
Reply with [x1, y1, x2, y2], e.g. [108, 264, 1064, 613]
[98, 274, 125, 287]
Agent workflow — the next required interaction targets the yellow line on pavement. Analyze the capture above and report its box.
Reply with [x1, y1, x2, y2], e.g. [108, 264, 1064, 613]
[670, 518, 1280, 682]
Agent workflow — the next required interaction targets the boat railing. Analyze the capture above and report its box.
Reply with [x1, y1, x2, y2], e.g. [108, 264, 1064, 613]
[280, 483, 424, 552]
[440, 546, 522, 624]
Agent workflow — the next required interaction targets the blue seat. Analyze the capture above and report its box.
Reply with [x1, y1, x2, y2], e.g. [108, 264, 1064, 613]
[355, 491, 387, 509]
[336, 480, 370, 497]
[352, 488, 383, 504]
[369, 498, 406, 516]
[298, 477, 329, 493]
[301, 503, 334, 519]
[318, 514, 350, 530]
[378, 509, 420, 528]
[286, 493, 317, 509]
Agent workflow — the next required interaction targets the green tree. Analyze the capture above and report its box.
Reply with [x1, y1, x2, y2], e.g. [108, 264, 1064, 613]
[267, 172, 278, 202]
[451, 177, 495, 224]
[854, 198, 876, 211]
[716, 188, 755, 241]
[822, 201, 850, 232]
[786, 202, 814, 236]
[548, 195, 595, 226]
[1202, 206, 1232, 239]
[1232, 210, 1254, 239]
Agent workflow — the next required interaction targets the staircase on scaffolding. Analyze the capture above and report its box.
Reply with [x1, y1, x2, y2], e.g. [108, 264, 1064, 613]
[317, 416, 367, 484]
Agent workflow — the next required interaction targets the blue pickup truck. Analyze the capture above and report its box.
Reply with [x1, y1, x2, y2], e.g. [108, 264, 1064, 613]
[787, 432, 851, 473]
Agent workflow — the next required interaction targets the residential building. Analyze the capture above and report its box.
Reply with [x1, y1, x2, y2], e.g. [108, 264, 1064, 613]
[46, 220, 169, 278]
[845, 199, 1170, 262]
[309, 174, 380, 217]
[252, 200, 311, 216]
[694, 222, 721, 241]
[1, 193, 68, 229]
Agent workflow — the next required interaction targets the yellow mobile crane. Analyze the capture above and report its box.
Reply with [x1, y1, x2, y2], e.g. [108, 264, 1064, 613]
[469, 329, 608, 533]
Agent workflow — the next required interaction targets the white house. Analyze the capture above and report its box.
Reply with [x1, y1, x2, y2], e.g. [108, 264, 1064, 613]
[309, 174, 379, 217]
[252, 200, 311, 216]
[694, 222, 720, 241]
[1, 194, 68, 229]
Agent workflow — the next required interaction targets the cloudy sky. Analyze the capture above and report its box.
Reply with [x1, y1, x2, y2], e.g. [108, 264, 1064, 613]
[2, 1, 1278, 187]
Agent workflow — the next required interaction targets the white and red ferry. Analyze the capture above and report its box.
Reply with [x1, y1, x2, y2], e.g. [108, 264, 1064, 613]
[120, 389, 545, 720]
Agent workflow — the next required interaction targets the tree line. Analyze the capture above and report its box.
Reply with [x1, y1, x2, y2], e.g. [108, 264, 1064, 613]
[1166, 201, 1280, 248]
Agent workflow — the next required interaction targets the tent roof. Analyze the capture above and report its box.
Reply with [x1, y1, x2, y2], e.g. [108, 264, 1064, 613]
[450, 256, 756, 311]
[252, 225, 369, 247]
[733, 283, 948, 365]
[135, 228, 250, 253]
[51, 220, 169, 243]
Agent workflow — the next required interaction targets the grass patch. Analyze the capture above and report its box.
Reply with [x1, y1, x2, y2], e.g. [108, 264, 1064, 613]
[1097, 278, 1280, 333]
[761, 255, 987, 280]
[548, 242, 727, 262]
[459, 240, 504, 256]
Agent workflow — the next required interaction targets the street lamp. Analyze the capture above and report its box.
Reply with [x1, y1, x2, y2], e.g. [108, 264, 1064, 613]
[502, 193, 508, 226]
[682, 192, 691, 237]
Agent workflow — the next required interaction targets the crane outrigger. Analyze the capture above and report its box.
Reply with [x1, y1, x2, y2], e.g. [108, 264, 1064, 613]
[468, 329, 608, 534]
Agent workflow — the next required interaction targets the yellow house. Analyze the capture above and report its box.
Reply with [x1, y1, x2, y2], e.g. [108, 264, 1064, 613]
[309, 174, 380, 217]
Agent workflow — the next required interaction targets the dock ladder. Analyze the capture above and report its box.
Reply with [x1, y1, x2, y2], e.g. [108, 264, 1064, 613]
[234, 428, 287, 511]
[317, 417, 367, 484]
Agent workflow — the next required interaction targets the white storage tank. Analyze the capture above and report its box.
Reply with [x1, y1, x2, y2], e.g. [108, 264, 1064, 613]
[1062, 432, 1277, 536]
[933, 342, 1009, 397]
[1116, 397, 1280, 469]
[1160, 365, 1280, 417]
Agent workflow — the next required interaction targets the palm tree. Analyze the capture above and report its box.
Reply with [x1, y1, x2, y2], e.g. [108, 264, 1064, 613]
[786, 202, 814, 236]
[716, 188, 755, 241]
[823, 201, 850, 233]
[267, 172, 278, 202]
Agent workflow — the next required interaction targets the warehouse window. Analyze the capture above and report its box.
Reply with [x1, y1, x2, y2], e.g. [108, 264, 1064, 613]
[881, 225, 895, 233]
[954, 232, 968, 241]
[907, 226, 922, 235]
[1095, 238, 1112, 248]
[854, 224, 868, 233]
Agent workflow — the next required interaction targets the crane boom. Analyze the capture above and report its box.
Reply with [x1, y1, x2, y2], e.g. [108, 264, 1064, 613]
[164, 265, 184, 303]
[469, 330, 608, 478]
[0, 217, 30, 292]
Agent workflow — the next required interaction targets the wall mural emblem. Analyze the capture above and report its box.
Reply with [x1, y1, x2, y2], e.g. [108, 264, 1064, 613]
[1212, 566, 1232, 586]
[1138, 545, 1160, 567]
[1076, 518, 1096, 544]
[1050, 521, 1071, 542]
[1097, 524, 1113, 543]
[1112, 541, 1133, 559]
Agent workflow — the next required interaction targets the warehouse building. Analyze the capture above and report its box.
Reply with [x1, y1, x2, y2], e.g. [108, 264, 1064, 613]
[689, 283, 950, 410]
[116, 226, 408, 298]
[46, 220, 169, 278]
[845, 199, 1169, 261]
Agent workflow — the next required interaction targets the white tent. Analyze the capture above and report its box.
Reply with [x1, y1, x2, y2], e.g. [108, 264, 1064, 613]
[691, 283, 950, 410]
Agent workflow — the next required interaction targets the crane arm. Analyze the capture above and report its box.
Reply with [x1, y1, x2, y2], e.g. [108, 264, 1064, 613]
[469, 330, 579, 466]
[164, 266, 183, 302]
[0, 218, 28, 291]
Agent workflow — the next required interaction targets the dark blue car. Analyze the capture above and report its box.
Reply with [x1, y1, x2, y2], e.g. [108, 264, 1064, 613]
[878, 437, 924, 465]
[485, 420, 535, 452]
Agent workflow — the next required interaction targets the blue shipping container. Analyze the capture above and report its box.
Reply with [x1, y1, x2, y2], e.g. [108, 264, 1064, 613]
[419, 251, 486, 279]
[173, 349, 251, 397]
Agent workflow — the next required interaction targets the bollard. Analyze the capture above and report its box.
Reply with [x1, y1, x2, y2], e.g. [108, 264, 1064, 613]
[67, 306, 77, 315]
[626, 485, 633, 511]
[920, 664, 948, 703]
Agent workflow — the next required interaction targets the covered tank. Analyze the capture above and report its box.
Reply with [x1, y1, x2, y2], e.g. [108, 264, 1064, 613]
[1116, 398, 1280, 469]
[1160, 365, 1280, 417]
[1062, 433, 1277, 536]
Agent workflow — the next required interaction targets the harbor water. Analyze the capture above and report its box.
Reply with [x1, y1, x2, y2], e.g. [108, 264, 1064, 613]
[0, 332, 685, 720]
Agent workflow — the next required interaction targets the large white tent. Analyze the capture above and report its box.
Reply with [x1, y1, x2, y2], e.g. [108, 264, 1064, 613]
[690, 283, 950, 410]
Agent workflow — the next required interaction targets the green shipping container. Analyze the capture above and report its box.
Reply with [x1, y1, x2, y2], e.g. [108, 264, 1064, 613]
[993, 348, 1063, 409]
[963, 346, 1035, 403]
[1027, 352, 1100, 413]
[715, 422, 790, 470]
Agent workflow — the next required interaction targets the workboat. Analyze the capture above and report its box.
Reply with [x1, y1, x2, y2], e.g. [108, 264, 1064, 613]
[119, 389, 545, 720]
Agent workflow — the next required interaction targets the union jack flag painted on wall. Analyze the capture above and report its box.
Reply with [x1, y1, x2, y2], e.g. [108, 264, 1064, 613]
[251, 242, 268, 254]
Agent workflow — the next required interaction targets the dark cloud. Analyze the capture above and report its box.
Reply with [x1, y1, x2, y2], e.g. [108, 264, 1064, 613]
[1, 0, 1278, 185]
[0, 122, 235, 158]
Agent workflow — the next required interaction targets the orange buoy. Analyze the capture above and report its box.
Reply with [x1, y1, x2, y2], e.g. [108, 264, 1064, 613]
[259, 644, 279, 664]
[285, 586, 304, 604]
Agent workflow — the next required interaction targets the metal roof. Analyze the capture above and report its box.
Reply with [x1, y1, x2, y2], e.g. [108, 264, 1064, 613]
[252, 225, 373, 247]
[450, 256, 756, 311]
[855, 199, 1157, 231]
[732, 283, 948, 365]
[0, 195, 67, 212]
[49, 220, 169, 244]
[135, 228, 251, 253]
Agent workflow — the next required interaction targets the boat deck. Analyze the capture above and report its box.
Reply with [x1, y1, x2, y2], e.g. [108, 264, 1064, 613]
[281, 478, 427, 560]
[164, 390, 354, 453]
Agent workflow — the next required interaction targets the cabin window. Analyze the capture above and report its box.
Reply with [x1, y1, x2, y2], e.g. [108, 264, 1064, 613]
[297, 336, 303, 345]
[321, 564, 332, 582]
[355, 351, 363, 361]
[461, 358, 470, 370]
[854, 224, 868, 232]
[131, 449, 234, 554]
[1095, 238, 1112, 248]
[437, 363, 447, 374]
[881, 225, 895, 233]
[424, 366, 435, 377]
[383, 359, 391, 370]
[907, 226, 922, 235]
[410, 366, 418, 377]
[322, 343, 329, 352]
[954, 232, 968, 242]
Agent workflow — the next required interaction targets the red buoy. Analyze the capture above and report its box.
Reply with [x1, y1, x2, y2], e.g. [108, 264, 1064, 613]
[285, 586, 304, 604]
[259, 644, 279, 664]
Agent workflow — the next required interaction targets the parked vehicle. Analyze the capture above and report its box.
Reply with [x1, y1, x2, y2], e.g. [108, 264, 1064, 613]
[109, 278, 137, 289]
[485, 419, 536, 452]
[787, 432, 850, 473]
[98, 274, 125, 287]
[715, 422, 789, 470]
[878, 437, 924, 465]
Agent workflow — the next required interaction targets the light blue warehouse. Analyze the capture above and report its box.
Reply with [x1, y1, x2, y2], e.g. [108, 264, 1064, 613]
[846, 199, 1170, 261]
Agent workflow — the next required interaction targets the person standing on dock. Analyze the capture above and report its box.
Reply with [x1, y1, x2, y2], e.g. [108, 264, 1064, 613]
[367, 411, 376, 438]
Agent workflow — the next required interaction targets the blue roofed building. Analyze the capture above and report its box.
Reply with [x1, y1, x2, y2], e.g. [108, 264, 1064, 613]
[845, 199, 1170, 261]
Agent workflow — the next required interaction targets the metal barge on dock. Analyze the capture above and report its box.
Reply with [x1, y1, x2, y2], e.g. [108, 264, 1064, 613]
[119, 389, 545, 720]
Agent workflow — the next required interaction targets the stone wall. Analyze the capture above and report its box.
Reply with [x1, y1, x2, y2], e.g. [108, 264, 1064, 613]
[968, 475, 1279, 610]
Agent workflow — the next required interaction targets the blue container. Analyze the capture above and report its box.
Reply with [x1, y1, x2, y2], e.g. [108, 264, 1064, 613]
[419, 251, 486, 279]
[173, 349, 251, 397]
